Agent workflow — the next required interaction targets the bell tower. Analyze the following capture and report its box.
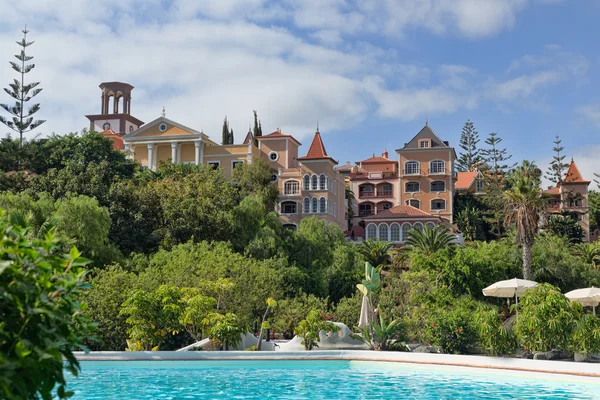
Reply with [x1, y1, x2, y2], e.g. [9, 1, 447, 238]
[86, 82, 144, 135]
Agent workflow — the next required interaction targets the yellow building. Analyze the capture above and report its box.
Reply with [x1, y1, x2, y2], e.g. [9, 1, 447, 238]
[86, 81, 346, 229]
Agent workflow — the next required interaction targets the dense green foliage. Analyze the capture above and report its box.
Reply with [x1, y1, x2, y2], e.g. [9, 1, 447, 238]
[295, 309, 340, 350]
[0, 215, 95, 399]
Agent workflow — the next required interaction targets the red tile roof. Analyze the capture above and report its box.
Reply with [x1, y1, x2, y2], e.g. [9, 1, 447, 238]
[297, 131, 336, 163]
[358, 155, 397, 164]
[102, 129, 124, 150]
[543, 186, 561, 195]
[255, 130, 301, 145]
[456, 171, 478, 190]
[564, 161, 590, 183]
[363, 205, 436, 219]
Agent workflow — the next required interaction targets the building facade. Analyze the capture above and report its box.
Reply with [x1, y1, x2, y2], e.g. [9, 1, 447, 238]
[87, 81, 345, 229]
[543, 160, 591, 242]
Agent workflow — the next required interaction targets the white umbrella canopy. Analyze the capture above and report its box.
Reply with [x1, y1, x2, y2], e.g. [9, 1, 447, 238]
[482, 278, 538, 298]
[565, 287, 600, 315]
[482, 278, 538, 318]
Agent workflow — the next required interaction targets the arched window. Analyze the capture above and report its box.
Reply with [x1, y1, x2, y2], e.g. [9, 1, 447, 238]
[311, 175, 318, 190]
[401, 223, 412, 241]
[426, 222, 436, 230]
[319, 174, 327, 190]
[390, 223, 401, 242]
[366, 224, 377, 240]
[406, 199, 420, 209]
[404, 161, 420, 175]
[312, 197, 318, 213]
[429, 160, 445, 174]
[378, 223, 389, 241]
[319, 197, 326, 213]
[405, 182, 420, 193]
[303, 175, 310, 191]
[303, 198, 310, 214]
[283, 223, 297, 231]
[431, 199, 446, 211]
[430, 181, 445, 192]
[284, 180, 300, 195]
[414, 222, 424, 232]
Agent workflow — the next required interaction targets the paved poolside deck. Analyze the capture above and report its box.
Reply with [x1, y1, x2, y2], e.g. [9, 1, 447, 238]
[75, 350, 600, 378]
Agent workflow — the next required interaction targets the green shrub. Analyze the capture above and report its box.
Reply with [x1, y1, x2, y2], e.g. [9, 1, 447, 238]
[352, 307, 406, 351]
[332, 295, 361, 329]
[425, 297, 480, 354]
[515, 283, 582, 352]
[295, 309, 340, 350]
[571, 314, 600, 354]
[475, 308, 518, 355]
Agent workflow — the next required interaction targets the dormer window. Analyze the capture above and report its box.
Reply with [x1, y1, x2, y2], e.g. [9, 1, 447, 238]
[419, 140, 430, 148]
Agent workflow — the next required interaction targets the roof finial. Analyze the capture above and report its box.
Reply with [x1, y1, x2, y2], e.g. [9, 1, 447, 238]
[277, 127, 281, 133]
[426, 115, 428, 126]
[161, 106, 166, 118]
[316, 121, 319, 133]
[571, 155, 574, 163]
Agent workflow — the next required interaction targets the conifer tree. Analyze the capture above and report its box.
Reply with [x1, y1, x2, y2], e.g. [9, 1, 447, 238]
[229, 128, 234, 145]
[252, 110, 262, 146]
[545, 135, 569, 185]
[0, 27, 45, 170]
[222, 116, 229, 145]
[480, 132, 514, 238]
[456, 120, 482, 172]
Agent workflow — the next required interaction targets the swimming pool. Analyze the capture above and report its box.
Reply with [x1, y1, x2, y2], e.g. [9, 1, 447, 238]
[68, 360, 600, 399]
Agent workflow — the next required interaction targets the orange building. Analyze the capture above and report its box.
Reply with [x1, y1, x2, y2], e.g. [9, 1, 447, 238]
[543, 160, 591, 242]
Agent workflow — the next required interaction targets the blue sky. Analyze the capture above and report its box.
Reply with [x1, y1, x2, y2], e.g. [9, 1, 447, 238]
[0, 0, 599, 182]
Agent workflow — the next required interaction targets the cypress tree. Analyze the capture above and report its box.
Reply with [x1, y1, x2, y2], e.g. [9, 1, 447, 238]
[545, 135, 569, 185]
[0, 27, 45, 170]
[252, 110, 263, 146]
[222, 116, 229, 145]
[456, 120, 482, 172]
[229, 128, 234, 145]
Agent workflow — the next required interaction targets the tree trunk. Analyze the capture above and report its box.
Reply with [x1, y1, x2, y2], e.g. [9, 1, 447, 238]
[522, 243, 532, 280]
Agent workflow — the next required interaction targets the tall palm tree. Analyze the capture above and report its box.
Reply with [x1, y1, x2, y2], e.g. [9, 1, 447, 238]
[358, 239, 394, 268]
[404, 225, 456, 255]
[503, 161, 546, 280]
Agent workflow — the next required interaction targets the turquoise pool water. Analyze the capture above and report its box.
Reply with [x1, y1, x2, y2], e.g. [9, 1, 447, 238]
[68, 360, 600, 399]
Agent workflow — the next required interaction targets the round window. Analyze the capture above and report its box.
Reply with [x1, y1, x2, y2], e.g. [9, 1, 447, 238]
[159, 123, 167, 132]
[270, 173, 278, 183]
[102, 122, 111, 130]
[268, 151, 279, 162]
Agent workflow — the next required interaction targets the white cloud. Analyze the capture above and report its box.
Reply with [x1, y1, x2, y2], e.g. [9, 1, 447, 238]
[576, 104, 600, 127]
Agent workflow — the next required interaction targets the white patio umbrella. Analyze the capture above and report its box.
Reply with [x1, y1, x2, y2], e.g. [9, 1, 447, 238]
[565, 287, 600, 315]
[482, 278, 538, 318]
[358, 295, 370, 329]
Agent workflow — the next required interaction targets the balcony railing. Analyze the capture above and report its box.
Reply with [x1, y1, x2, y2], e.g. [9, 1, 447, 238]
[349, 171, 398, 180]
[428, 167, 448, 175]
[402, 169, 422, 176]
[359, 190, 394, 199]
[401, 168, 451, 176]
[358, 210, 375, 217]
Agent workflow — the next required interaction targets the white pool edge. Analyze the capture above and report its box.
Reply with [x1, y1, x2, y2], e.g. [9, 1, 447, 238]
[74, 350, 600, 379]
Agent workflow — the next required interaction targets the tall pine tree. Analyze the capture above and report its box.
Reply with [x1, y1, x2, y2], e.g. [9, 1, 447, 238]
[229, 128, 234, 145]
[545, 135, 569, 186]
[0, 27, 45, 170]
[222, 116, 229, 145]
[456, 120, 482, 172]
[480, 132, 514, 238]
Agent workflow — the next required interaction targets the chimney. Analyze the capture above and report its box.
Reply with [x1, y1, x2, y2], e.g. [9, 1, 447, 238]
[382, 150, 388, 159]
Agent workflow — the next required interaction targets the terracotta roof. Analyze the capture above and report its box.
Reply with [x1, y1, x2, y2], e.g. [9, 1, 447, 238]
[456, 171, 478, 190]
[255, 130, 301, 145]
[564, 161, 590, 184]
[102, 129, 124, 150]
[363, 205, 436, 219]
[336, 161, 354, 173]
[242, 131, 254, 145]
[297, 131, 337, 163]
[543, 186, 561, 195]
[357, 156, 397, 164]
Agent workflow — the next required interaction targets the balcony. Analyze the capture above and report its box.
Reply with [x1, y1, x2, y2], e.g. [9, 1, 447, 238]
[401, 168, 452, 176]
[358, 209, 375, 217]
[349, 171, 398, 180]
[402, 169, 422, 176]
[358, 190, 394, 199]
[427, 167, 448, 176]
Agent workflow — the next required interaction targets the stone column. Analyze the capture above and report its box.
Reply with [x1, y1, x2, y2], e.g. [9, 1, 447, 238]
[194, 141, 201, 165]
[129, 145, 135, 161]
[171, 142, 177, 164]
[147, 143, 154, 170]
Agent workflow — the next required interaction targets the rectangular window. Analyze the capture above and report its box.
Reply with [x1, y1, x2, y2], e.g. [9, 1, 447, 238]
[420, 140, 429, 148]
[575, 199, 583, 207]
[282, 202, 297, 214]
[475, 180, 484, 193]
[405, 182, 419, 193]
[207, 161, 220, 169]
[232, 161, 244, 169]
